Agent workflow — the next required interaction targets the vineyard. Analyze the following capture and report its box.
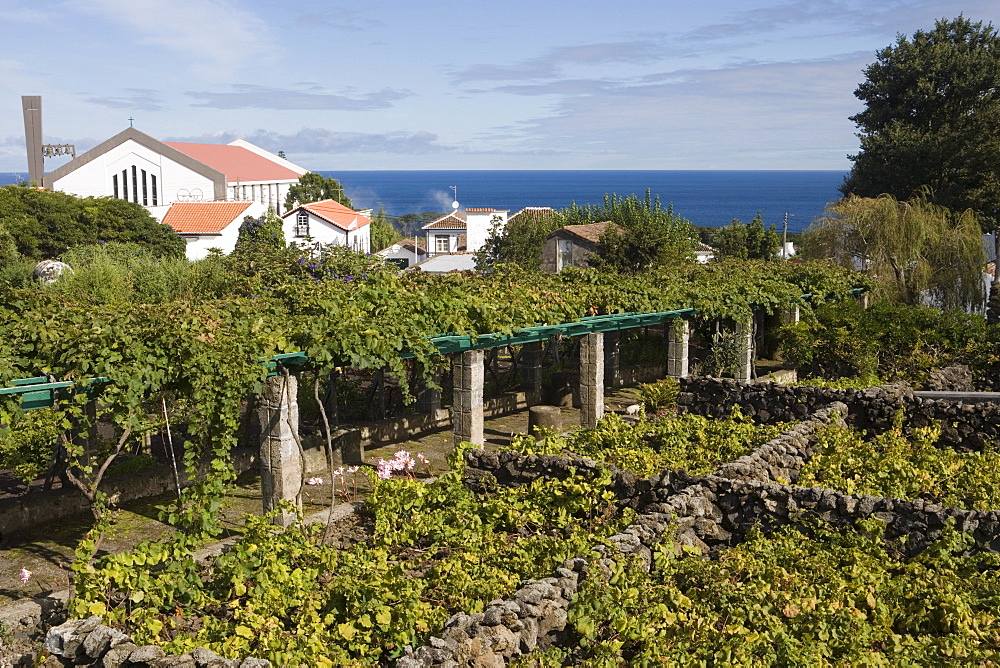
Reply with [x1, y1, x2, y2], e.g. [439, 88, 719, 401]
[3, 252, 1000, 666]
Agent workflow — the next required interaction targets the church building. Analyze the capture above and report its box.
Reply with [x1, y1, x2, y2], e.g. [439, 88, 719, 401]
[43, 127, 308, 222]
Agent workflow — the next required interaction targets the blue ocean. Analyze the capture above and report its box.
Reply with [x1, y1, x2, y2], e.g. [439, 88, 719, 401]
[1, 170, 846, 234]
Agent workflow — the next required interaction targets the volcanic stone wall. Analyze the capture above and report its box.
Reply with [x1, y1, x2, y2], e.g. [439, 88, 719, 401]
[679, 377, 1000, 449]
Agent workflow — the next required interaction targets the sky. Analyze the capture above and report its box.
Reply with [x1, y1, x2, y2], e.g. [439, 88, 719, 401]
[1, 0, 997, 173]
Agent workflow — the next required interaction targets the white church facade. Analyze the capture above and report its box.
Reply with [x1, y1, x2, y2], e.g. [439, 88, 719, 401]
[44, 127, 307, 222]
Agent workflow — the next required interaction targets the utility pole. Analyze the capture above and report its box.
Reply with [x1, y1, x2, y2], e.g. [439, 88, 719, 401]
[782, 212, 795, 259]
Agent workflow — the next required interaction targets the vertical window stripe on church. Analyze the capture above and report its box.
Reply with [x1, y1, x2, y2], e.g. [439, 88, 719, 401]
[113, 174, 119, 199]
[131, 166, 138, 204]
[151, 175, 158, 206]
[122, 170, 128, 201]
[141, 169, 148, 206]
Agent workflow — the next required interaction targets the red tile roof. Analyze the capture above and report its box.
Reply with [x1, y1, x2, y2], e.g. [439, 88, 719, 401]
[423, 211, 467, 229]
[288, 199, 370, 232]
[465, 208, 508, 213]
[508, 207, 556, 225]
[162, 201, 255, 235]
[164, 142, 302, 183]
[558, 221, 622, 244]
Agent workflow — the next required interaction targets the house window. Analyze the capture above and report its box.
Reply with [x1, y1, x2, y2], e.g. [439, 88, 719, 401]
[558, 239, 573, 271]
[296, 212, 310, 237]
[435, 235, 450, 253]
[112, 174, 119, 199]
[151, 175, 158, 206]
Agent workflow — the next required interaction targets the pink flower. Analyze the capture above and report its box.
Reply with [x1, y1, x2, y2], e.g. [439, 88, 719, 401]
[376, 459, 393, 479]
[18, 567, 31, 584]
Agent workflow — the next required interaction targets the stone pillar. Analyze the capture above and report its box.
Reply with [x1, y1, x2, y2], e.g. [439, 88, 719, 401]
[452, 350, 485, 446]
[520, 341, 544, 399]
[604, 331, 620, 389]
[781, 305, 800, 325]
[258, 373, 301, 527]
[734, 318, 754, 383]
[666, 319, 690, 379]
[579, 333, 604, 428]
[854, 291, 870, 309]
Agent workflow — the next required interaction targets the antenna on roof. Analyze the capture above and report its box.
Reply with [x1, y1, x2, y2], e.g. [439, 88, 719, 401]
[450, 185, 459, 210]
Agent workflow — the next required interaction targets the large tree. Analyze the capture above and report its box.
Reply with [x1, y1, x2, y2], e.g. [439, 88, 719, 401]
[0, 186, 184, 259]
[803, 194, 985, 310]
[284, 173, 353, 210]
[707, 212, 782, 261]
[842, 16, 1000, 233]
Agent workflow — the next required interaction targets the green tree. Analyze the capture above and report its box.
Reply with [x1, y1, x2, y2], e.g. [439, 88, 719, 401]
[369, 204, 400, 252]
[0, 219, 18, 269]
[842, 16, 1000, 245]
[475, 208, 562, 272]
[568, 191, 695, 273]
[0, 186, 184, 259]
[284, 173, 352, 210]
[803, 194, 985, 309]
[709, 212, 781, 260]
[234, 207, 286, 253]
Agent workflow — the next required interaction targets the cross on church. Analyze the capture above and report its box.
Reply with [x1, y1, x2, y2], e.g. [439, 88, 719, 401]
[128, 117, 134, 127]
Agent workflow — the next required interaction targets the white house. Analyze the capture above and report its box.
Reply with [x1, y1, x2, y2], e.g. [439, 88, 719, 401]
[422, 207, 508, 256]
[377, 239, 426, 268]
[44, 127, 307, 221]
[161, 200, 266, 260]
[281, 199, 371, 253]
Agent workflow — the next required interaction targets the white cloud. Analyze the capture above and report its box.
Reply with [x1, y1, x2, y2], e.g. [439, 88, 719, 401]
[73, 0, 276, 76]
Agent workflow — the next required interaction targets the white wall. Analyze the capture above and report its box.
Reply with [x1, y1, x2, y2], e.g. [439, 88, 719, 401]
[178, 201, 267, 261]
[425, 230, 462, 255]
[50, 139, 217, 221]
[228, 180, 297, 215]
[465, 211, 507, 254]
[282, 210, 370, 253]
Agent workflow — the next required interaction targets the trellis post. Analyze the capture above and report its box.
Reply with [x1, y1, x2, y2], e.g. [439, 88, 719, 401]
[604, 330, 621, 389]
[258, 373, 301, 527]
[452, 350, 484, 446]
[667, 319, 690, 379]
[734, 318, 754, 383]
[580, 333, 604, 428]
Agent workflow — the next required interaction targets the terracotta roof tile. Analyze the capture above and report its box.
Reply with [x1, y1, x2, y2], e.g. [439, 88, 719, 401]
[164, 142, 301, 182]
[508, 207, 556, 225]
[162, 201, 255, 235]
[557, 221, 622, 244]
[423, 211, 467, 229]
[286, 199, 370, 232]
[465, 208, 508, 213]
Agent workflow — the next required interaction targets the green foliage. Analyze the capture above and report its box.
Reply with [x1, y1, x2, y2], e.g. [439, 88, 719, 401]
[779, 299, 990, 384]
[0, 218, 18, 268]
[234, 207, 286, 253]
[475, 208, 562, 272]
[635, 377, 679, 412]
[506, 409, 782, 478]
[564, 191, 696, 273]
[51, 242, 209, 305]
[368, 205, 400, 252]
[799, 420, 1000, 509]
[0, 407, 61, 484]
[72, 459, 629, 664]
[803, 194, 986, 309]
[842, 16, 1000, 233]
[708, 212, 782, 261]
[284, 173, 352, 210]
[0, 186, 184, 259]
[566, 521, 1000, 665]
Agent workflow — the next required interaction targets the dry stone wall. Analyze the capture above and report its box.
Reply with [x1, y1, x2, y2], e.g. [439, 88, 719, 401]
[416, 387, 1000, 665]
[679, 377, 1000, 450]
